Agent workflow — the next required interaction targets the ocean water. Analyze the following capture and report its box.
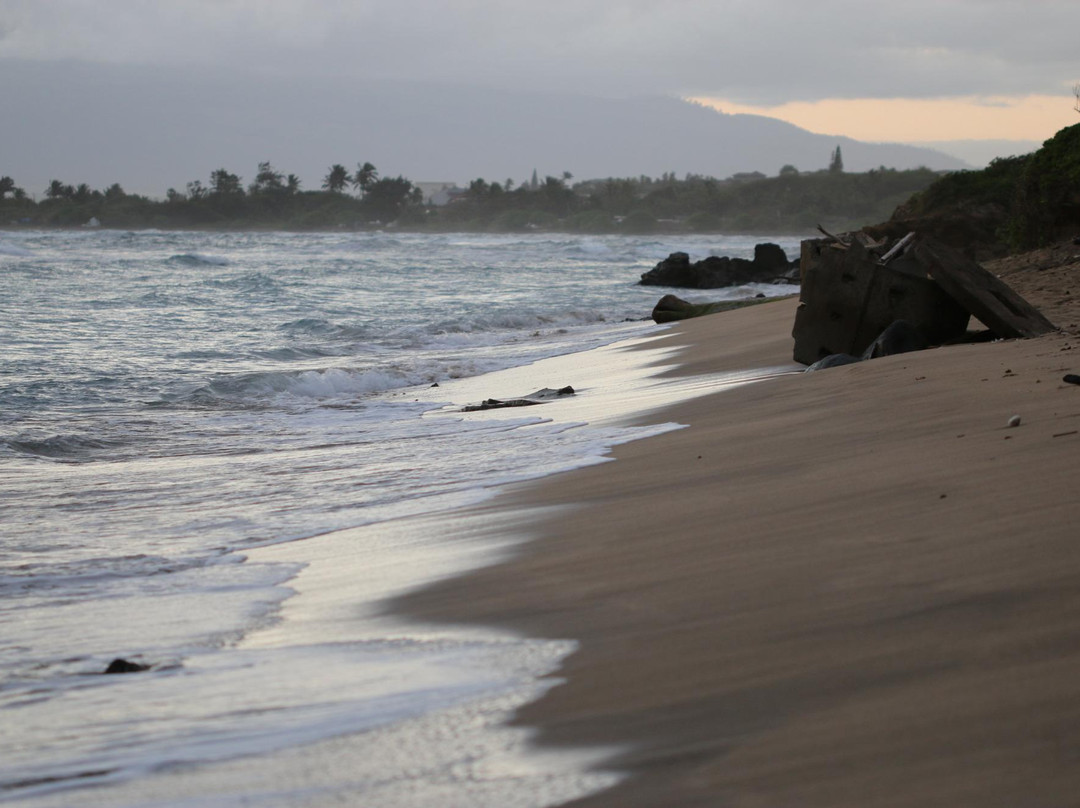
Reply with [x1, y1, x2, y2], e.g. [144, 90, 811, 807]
[0, 229, 800, 806]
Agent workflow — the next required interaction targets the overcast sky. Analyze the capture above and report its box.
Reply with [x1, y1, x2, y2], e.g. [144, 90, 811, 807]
[2, 0, 1077, 109]
[2, 0, 1077, 193]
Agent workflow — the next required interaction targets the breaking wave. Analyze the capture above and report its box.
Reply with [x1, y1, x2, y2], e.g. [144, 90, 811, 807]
[159, 366, 422, 408]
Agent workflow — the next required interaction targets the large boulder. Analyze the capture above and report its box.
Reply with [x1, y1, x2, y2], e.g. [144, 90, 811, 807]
[754, 242, 791, 274]
[640, 244, 796, 289]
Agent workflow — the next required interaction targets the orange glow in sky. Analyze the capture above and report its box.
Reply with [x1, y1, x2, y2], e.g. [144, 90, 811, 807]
[688, 94, 1078, 143]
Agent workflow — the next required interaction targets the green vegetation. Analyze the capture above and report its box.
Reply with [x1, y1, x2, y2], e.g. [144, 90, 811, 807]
[2, 157, 943, 234]
[894, 122, 1080, 250]
[0, 161, 423, 230]
[438, 166, 939, 234]
[1008, 123, 1080, 248]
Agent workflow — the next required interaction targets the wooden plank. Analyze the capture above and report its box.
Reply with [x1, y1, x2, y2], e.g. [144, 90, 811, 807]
[911, 238, 1057, 339]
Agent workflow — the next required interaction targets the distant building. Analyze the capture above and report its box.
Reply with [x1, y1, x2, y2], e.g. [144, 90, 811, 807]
[414, 182, 463, 206]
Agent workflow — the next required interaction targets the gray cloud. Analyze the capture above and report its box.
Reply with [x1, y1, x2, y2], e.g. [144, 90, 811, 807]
[1, 0, 1077, 103]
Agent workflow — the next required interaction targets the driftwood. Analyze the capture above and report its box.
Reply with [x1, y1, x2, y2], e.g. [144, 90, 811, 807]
[461, 386, 575, 412]
[816, 224, 850, 249]
[104, 658, 150, 674]
[855, 232, 888, 250]
[878, 231, 916, 265]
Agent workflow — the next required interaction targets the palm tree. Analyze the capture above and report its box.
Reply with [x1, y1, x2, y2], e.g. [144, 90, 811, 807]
[0, 176, 14, 198]
[353, 162, 378, 197]
[46, 179, 66, 199]
[323, 164, 350, 194]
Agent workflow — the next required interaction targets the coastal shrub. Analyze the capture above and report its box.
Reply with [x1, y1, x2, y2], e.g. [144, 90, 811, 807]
[564, 210, 617, 232]
[488, 209, 558, 232]
[897, 154, 1028, 219]
[890, 122, 1080, 251]
[685, 211, 723, 232]
[1007, 123, 1080, 248]
[619, 210, 658, 233]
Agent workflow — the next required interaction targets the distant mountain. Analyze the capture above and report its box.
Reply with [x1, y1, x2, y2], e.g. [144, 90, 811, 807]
[906, 139, 1041, 168]
[0, 59, 968, 197]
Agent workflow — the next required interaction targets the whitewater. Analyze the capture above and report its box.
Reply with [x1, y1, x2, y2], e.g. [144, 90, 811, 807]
[0, 229, 799, 806]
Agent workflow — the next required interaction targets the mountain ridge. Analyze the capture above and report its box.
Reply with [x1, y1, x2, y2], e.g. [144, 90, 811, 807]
[0, 59, 969, 197]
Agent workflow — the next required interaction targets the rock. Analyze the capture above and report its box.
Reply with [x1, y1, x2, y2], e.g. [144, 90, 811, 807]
[753, 243, 791, 275]
[650, 294, 781, 324]
[640, 245, 795, 289]
[1064, 374, 1080, 385]
[104, 658, 150, 674]
[651, 294, 727, 323]
[1008, 415, 1022, 427]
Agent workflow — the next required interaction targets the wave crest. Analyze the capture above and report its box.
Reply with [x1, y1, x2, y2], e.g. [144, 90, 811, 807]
[0, 241, 33, 257]
[168, 252, 230, 266]
[6, 433, 127, 461]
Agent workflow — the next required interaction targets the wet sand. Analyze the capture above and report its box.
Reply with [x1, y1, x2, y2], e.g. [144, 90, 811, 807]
[401, 292, 1080, 806]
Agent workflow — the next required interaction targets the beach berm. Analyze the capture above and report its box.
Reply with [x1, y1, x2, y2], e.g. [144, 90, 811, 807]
[402, 256, 1080, 806]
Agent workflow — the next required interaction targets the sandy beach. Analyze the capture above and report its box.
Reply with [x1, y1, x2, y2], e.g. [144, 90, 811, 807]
[401, 256, 1080, 806]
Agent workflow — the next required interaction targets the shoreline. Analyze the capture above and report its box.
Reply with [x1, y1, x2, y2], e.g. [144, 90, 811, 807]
[0, 224, 820, 238]
[398, 296, 1080, 805]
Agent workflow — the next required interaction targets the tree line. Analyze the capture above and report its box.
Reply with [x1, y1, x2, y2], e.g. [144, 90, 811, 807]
[1, 151, 945, 234]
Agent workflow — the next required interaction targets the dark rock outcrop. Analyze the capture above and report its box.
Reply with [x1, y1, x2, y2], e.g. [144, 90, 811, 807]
[640, 244, 797, 289]
[754, 242, 792, 275]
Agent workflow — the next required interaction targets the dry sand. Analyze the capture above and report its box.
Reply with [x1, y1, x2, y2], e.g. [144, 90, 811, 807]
[401, 249, 1080, 807]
